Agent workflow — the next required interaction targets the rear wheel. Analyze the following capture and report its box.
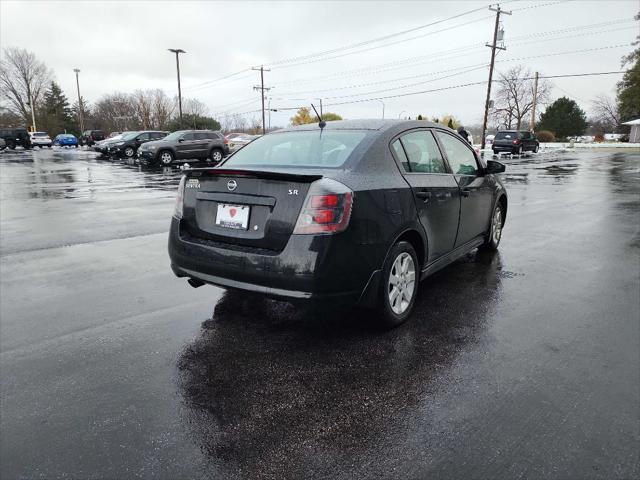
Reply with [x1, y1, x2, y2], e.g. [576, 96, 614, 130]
[209, 148, 223, 163]
[481, 202, 504, 251]
[533, 144, 539, 153]
[513, 146, 522, 155]
[159, 150, 174, 166]
[377, 241, 419, 328]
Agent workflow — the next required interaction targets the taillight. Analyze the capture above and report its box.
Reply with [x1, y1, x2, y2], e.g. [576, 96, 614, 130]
[512, 139, 521, 145]
[293, 179, 353, 235]
[173, 175, 186, 219]
[223, 138, 229, 145]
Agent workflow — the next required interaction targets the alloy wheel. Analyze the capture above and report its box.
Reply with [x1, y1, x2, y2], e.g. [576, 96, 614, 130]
[211, 150, 223, 162]
[160, 152, 173, 165]
[388, 252, 416, 315]
[124, 147, 135, 157]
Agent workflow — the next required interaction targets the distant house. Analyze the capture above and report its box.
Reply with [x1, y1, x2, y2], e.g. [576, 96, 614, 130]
[622, 119, 640, 143]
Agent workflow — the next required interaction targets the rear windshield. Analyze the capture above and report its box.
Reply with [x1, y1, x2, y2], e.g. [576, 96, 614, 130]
[33, 132, 48, 137]
[495, 131, 519, 140]
[223, 130, 368, 168]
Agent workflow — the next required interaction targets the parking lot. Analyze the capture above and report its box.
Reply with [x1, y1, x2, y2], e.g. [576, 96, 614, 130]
[1, 147, 638, 478]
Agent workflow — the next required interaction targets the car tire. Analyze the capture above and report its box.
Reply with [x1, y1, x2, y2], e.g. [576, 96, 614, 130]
[159, 150, 174, 166]
[209, 148, 224, 163]
[481, 201, 504, 251]
[377, 241, 419, 328]
[513, 146, 522, 155]
[124, 146, 135, 158]
[7, 140, 15, 150]
[533, 145, 539, 153]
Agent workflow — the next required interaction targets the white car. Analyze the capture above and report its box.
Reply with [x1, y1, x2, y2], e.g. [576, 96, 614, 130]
[29, 131, 52, 148]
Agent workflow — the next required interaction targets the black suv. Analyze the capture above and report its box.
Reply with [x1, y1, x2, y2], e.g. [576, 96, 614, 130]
[492, 130, 539, 155]
[0, 128, 32, 149]
[80, 130, 105, 146]
[138, 130, 229, 166]
[107, 131, 168, 158]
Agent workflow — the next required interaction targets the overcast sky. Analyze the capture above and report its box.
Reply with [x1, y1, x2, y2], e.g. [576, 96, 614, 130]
[1, 0, 638, 127]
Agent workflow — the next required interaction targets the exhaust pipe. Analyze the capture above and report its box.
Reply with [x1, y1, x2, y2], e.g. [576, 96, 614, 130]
[187, 278, 204, 288]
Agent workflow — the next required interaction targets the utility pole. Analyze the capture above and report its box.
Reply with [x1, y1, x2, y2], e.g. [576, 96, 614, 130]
[27, 91, 37, 132]
[530, 71, 539, 131]
[481, 4, 511, 150]
[73, 68, 84, 134]
[168, 49, 186, 127]
[252, 65, 271, 135]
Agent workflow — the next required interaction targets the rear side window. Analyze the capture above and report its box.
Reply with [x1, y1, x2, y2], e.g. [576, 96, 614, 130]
[495, 131, 516, 140]
[398, 130, 447, 174]
[435, 131, 479, 176]
[223, 130, 368, 168]
[391, 140, 410, 171]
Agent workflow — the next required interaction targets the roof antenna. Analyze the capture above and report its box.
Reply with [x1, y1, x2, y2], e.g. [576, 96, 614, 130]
[311, 103, 326, 130]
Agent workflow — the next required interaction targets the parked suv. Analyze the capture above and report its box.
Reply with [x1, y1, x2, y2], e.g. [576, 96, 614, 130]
[108, 130, 167, 158]
[138, 130, 229, 166]
[0, 128, 31, 149]
[492, 130, 539, 155]
[29, 131, 52, 148]
[80, 130, 105, 146]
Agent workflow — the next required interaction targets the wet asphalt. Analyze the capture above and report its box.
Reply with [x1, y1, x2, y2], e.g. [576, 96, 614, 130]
[0, 147, 638, 479]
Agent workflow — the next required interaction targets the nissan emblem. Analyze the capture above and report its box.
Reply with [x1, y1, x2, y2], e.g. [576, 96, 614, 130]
[227, 180, 237, 191]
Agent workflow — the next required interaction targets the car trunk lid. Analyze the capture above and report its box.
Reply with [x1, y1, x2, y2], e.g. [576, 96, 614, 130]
[181, 168, 322, 252]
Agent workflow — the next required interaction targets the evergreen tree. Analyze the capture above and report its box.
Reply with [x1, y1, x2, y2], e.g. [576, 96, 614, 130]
[447, 118, 454, 128]
[38, 81, 73, 135]
[537, 97, 588, 139]
[617, 14, 640, 122]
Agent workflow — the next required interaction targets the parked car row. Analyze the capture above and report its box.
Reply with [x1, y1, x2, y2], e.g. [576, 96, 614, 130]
[225, 133, 259, 152]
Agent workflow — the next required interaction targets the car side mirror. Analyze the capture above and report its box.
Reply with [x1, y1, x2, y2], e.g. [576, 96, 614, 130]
[178, 138, 184, 143]
[486, 160, 506, 174]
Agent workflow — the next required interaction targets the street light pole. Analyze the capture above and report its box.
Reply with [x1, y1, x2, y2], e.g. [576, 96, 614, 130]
[168, 49, 185, 127]
[73, 68, 84, 134]
[398, 110, 407, 119]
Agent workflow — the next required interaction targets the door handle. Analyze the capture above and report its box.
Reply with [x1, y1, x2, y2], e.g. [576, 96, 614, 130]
[416, 191, 432, 201]
[461, 189, 471, 197]
[435, 192, 452, 200]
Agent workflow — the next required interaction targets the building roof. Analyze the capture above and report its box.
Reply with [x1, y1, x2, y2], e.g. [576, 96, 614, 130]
[622, 119, 640, 125]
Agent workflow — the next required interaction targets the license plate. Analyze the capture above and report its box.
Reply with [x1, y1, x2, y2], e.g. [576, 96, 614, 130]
[216, 204, 249, 230]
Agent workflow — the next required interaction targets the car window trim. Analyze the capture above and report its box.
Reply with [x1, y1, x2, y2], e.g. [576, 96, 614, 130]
[433, 128, 483, 176]
[388, 127, 452, 175]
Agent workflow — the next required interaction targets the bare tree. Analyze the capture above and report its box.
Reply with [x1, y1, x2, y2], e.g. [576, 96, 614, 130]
[132, 90, 153, 129]
[492, 65, 551, 130]
[591, 94, 621, 131]
[151, 89, 174, 129]
[0, 47, 52, 124]
[93, 92, 140, 132]
[182, 98, 208, 117]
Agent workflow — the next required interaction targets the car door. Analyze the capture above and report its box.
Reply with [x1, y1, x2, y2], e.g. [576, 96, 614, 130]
[435, 130, 494, 247]
[194, 132, 211, 158]
[136, 132, 150, 148]
[176, 132, 195, 159]
[391, 129, 461, 261]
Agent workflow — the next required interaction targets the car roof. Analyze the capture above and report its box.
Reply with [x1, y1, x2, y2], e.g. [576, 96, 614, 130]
[277, 119, 445, 133]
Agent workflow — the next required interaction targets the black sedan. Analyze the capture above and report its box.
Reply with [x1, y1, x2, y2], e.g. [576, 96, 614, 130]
[168, 120, 507, 326]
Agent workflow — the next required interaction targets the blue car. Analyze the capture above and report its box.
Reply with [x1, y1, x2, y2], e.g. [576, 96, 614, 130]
[53, 134, 78, 147]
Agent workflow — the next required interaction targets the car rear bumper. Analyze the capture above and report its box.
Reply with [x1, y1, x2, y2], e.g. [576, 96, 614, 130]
[168, 218, 374, 304]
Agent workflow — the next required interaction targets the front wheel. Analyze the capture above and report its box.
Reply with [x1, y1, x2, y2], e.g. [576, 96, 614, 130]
[209, 148, 223, 163]
[124, 146, 135, 158]
[159, 150, 174, 166]
[7, 140, 16, 149]
[377, 241, 419, 328]
[481, 202, 504, 251]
